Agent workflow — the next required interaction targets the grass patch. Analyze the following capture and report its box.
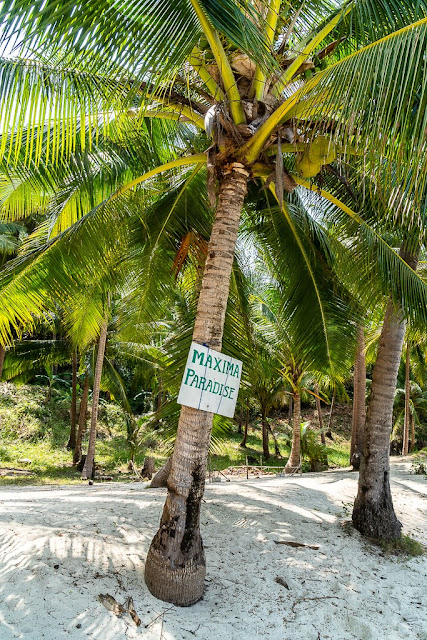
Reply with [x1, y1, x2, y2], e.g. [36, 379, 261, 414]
[379, 535, 425, 557]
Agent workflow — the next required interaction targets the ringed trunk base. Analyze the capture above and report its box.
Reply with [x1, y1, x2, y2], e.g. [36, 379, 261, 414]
[284, 464, 299, 475]
[352, 476, 402, 541]
[145, 539, 205, 606]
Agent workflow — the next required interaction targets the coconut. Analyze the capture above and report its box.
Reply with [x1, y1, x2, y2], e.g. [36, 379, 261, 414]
[296, 154, 321, 178]
[308, 136, 336, 165]
[230, 53, 256, 79]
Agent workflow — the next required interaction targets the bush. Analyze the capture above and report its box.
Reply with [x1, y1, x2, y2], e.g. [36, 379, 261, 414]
[300, 423, 328, 471]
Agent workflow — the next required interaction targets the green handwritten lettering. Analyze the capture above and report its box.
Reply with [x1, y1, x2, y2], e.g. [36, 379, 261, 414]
[184, 368, 195, 385]
[192, 350, 205, 366]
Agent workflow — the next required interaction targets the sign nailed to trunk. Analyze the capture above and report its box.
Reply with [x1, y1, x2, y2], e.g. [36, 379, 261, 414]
[177, 342, 242, 418]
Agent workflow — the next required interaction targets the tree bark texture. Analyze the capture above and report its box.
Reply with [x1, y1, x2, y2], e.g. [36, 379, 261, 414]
[315, 382, 326, 445]
[353, 248, 418, 541]
[288, 394, 293, 421]
[150, 457, 172, 488]
[402, 342, 410, 456]
[82, 322, 108, 479]
[0, 344, 5, 381]
[73, 374, 90, 464]
[285, 392, 301, 473]
[350, 327, 366, 469]
[67, 351, 78, 449]
[144, 163, 249, 606]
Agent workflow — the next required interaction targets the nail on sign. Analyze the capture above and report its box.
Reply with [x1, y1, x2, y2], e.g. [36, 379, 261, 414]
[177, 342, 242, 418]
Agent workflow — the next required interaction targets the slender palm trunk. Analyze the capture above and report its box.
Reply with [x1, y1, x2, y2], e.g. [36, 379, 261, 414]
[145, 163, 249, 606]
[325, 390, 335, 439]
[82, 321, 108, 479]
[240, 405, 249, 447]
[268, 424, 281, 457]
[73, 374, 90, 465]
[350, 326, 366, 469]
[67, 351, 78, 449]
[314, 382, 326, 445]
[402, 342, 410, 455]
[288, 394, 293, 421]
[261, 408, 270, 459]
[285, 392, 301, 473]
[150, 457, 172, 488]
[0, 344, 5, 381]
[410, 413, 415, 452]
[352, 249, 418, 541]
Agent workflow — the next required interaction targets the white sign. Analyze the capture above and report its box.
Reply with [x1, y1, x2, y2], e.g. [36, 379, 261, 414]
[177, 342, 242, 418]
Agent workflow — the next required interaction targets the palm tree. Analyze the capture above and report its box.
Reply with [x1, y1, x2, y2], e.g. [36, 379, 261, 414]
[81, 318, 109, 479]
[352, 246, 419, 540]
[67, 350, 78, 449]
[0, 0, 427, 605]
[350, 325, 366, 469]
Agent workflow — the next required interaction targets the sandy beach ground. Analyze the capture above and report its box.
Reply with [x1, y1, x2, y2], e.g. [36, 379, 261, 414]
[0, 459, 425, 640]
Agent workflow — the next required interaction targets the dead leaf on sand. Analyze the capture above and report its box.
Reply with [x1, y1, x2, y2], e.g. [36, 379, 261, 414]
[98, 593, 141, 626]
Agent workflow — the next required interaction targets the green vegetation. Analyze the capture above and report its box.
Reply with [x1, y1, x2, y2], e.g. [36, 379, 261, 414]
[379, 535, 425, 558]
[0, 382, 352, 485]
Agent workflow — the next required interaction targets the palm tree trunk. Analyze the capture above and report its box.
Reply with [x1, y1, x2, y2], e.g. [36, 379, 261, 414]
[350, 326, 366, 469]
[237, 411, 243, 434]
[150, 457, 172, 488]
[144, 163, 249, 606]
[288, 394, 293, 421]
[314, 382, 326, 445]
[268, 423, 281, 457]
[67, 350, 78, 449]
[325, 390, 335, 439]
[240, 405, 249, 447]
[352, 249, 418, 541]
[285, 392, 301, 473]
[0, 344, 5, 381]
[73, 374, 89, 465]
[402, 342, 410, 455]
[82, 321, 108, 479]
[261, 408, 270, 459]
[410, 412, 415, 452]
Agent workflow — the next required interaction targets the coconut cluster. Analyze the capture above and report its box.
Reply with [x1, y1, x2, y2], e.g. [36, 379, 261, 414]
[296, 136, 336, 178]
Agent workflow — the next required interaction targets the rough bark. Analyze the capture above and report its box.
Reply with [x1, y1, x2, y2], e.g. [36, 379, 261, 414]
[288, 394, 293, 421]
[144, 163, 249, 606]
[150, 458, 172, 488]
[352, 248, 418, 541]
[402, 342, 410, 456]
[285, 392, 301, 473]
[261, 409, 270, 460]
[67, 351, 78, 449]
[314, 382, 326, 445]
[350, 327, 366, 469]
[82, 321, 108, 479]
[73, 374, 90, 464]
[0, 344, 5, 381]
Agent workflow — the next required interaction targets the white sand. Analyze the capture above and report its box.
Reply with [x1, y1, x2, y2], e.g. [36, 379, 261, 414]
[0, 459, 426, 640]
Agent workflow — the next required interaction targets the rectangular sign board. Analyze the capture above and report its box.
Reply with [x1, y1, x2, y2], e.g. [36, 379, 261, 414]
[177, 342, 242, 418]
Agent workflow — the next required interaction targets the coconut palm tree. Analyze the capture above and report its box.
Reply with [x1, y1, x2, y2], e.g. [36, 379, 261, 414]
[1, 0, 427, 605]
[350, 325, 366, 469]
